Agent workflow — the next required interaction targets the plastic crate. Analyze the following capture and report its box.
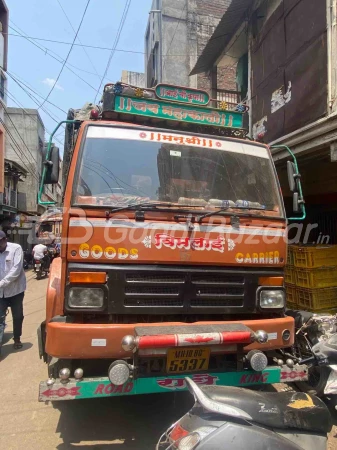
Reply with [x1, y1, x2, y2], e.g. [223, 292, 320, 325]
[287, 246, 295, 266]
[294, 267, 337, 288]
[297, 287, 337, 311]
[293, 245, 337, 269]
[285, 265, 296, 284]
[285, 284, 298, 306]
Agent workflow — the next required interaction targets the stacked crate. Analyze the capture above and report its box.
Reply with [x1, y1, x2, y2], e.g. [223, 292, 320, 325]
[285, 245, 337, 312]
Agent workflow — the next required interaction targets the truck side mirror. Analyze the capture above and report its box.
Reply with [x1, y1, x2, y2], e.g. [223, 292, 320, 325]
[44, 146, 60, 184]
[287, 161, 297, 192]
[292, 191, 305, 213]
[293, 192, 299, 213]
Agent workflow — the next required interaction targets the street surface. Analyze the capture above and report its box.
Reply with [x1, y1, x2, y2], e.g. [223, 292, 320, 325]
[0, 272, 336, 449]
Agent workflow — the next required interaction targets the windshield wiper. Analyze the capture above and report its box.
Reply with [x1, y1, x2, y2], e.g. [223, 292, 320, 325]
[196, 205, 271, 223]
[105, 202, 205, 217]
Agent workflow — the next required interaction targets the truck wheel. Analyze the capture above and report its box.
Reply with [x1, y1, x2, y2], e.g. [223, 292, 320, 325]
[295, 366, 331, 397]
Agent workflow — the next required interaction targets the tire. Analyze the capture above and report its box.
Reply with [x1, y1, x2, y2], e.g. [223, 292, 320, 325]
[36, 271, 41, 280]
[295, 366, 331, 397]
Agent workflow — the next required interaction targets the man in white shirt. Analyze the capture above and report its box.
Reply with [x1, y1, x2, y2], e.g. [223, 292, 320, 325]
[32, 243, 48, 260]
[32, 242, 50, 272]
[0, 231, 26, 355]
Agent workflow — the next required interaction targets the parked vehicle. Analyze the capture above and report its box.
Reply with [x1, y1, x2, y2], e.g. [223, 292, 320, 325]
[37, 82, 307, 402]
[156, 377, 332, 450]
[36, 208, 62, 246]
[23, 249, 33, 270]
[287, 310, 337, 396]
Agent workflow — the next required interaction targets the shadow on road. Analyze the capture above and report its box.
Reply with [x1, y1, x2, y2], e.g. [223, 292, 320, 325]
[0, 336, 33, 362]
[54, 392, 193, 449]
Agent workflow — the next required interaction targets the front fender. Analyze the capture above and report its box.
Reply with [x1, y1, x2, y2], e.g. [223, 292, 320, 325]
[46, 257, 63, 324]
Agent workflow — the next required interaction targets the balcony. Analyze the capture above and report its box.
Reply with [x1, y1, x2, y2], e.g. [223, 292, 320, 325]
[0, 187, 17, 209]
[216, 89, 242, 109]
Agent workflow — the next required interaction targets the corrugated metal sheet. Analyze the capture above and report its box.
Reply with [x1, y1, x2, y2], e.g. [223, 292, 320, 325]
[251, 0, 327, 142]
[190, 0, 252, 75]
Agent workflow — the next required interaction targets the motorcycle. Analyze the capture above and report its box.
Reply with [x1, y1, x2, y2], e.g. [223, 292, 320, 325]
[34, 253, 52, 280]
[156, 377, 332, 450]
[286, 310, 337, 396]
[34, 257, 46, 280]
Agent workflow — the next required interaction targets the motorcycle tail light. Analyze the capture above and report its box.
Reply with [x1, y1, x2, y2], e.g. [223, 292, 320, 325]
[177, 433, 200, 450]
[170, 425, 216, 449]
[170, 423, 189, 443]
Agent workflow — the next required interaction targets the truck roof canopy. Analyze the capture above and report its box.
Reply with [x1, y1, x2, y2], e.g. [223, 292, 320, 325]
[96, 82, 248, 139]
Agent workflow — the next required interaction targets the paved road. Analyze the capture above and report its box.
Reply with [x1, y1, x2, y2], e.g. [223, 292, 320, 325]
[0, 272, 337, 449]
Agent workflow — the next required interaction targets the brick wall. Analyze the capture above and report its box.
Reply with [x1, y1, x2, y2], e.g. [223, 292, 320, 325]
[191, 0, 237, 94]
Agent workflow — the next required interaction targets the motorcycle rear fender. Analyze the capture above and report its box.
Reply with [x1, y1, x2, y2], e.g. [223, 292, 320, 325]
[197, 421, 326, 450]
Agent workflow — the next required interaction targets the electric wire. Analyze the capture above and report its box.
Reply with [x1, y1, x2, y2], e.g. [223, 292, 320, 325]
[9, 23, 97, 93]
[37, 0, 91, 109]
[0, 117, 40, 181]
[5, 87, 64, 148]
[94, 0, 132, 103]
[55, 0, 101, 79]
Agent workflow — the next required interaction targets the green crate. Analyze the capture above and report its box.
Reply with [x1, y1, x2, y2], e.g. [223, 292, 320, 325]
[295, 267, 337, 288]
[293, 245, 337, 269]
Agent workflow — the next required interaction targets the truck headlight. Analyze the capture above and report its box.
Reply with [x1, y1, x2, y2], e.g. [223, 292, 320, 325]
[68, 287, 104, 308]
[260, 290, 285, 309]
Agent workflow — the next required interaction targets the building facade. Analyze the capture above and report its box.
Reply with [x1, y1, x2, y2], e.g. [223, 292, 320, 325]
[121, 70, 145, 87]
[191, 0, 337, 243]
[145, 0, 237, 98]
[5, 108, 56, 215]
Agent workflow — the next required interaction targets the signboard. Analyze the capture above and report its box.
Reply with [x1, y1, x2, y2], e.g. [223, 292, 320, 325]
[155, 84, 210, 106]
[115, 96, 243, 129]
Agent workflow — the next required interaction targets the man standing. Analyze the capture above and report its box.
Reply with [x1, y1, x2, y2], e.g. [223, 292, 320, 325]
[0, 231, 26, 355]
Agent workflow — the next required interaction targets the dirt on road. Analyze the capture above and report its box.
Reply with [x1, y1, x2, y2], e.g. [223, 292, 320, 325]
[0, 272, 336, 449]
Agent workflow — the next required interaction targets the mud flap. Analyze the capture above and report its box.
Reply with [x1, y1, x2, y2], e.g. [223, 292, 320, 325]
[37, 321, 47, 362]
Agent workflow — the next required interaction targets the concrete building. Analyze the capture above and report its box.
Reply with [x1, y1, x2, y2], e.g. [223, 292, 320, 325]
[5, 108, 56, 216]
[121, 70, 145, 87]
[145, 0, 237, 99]
[191, 0, 337, 243]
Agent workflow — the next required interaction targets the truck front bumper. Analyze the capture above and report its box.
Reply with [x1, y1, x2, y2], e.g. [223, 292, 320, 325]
[39, 364, 308, 402]
[45, 316, 295, 359]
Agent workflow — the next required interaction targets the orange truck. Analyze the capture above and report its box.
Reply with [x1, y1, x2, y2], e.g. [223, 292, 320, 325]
[36, 207, 62, 245]
[37, 82, 307, 401]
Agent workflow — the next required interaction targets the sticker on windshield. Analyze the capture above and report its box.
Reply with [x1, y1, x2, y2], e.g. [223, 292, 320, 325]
[170, 150, 181, 157]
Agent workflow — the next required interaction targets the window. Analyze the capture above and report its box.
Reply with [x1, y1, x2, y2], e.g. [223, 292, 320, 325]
[0, 73, 5, 101]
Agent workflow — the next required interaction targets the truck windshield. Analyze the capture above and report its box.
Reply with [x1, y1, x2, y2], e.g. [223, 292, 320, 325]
[73, 126, 283, 216]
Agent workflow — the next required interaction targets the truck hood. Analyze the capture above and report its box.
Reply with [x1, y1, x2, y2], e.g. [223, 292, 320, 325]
[66, 218, 286, 266]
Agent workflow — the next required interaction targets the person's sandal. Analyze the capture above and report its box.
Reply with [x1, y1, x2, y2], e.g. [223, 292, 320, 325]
[13, 339, 23, 349]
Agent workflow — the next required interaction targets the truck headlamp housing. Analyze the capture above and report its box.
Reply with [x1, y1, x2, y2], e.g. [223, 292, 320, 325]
[68, 287, 104, 309]
[259, 289, 285, 309]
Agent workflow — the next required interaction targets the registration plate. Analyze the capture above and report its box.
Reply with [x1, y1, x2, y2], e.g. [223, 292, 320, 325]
[166, 347, 210, 373]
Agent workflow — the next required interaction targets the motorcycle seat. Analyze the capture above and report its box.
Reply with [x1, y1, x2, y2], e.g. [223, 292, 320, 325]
[202, 385, 331, 434]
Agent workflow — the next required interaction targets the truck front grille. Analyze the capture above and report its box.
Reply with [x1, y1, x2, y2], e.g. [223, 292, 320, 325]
[68, 263, 278, 315]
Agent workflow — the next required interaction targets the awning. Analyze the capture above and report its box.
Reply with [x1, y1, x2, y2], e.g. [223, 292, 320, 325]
[190, 0, 252, 76]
